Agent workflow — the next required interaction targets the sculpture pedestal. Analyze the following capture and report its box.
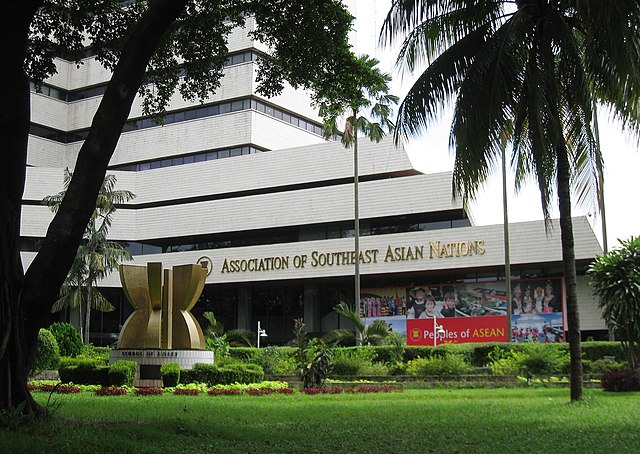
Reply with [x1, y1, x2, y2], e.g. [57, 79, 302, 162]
[110, 349, 214, 387]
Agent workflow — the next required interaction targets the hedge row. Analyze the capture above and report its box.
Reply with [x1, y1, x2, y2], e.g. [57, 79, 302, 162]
[58, 358, 136, 386]
[229, 341, 625, 367]
[180, 363, 264, 385]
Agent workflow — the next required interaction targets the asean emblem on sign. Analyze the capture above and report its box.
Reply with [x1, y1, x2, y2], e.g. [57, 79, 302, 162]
[197, 256, 213, 276]
[410, 328, 422, 342]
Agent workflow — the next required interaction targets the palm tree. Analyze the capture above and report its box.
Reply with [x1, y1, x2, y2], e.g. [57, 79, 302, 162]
[320, 54, 398, 332]
[323, 302, 392, 346]
[43, 169, 135, 343]
[381, 1, 640, 401]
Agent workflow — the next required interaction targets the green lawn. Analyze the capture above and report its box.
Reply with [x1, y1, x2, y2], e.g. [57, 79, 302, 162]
[3, 388, 639, 453]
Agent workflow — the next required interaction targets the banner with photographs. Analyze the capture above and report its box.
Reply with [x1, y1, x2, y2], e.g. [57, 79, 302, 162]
[360, 277, 564, 343]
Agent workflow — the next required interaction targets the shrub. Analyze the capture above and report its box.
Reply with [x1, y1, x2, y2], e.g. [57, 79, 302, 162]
[108, 360, 136, 387]
[32, 328, 61, 374]
[161, 362, 180, 387]
[331, 347, 376, 376]
[207, 388, 241, 395]
[135, 387, 163, 395]
[584, 359, 626, 375]
[580, 341, 626, 362]
[518, 344, 568, 375]
[49, 322, 83, 358]
[228, 347, 260, 362]
[95, 386, 127, 396]
[488, 349, 522, 376]
[80, 345, 111, 363]
[601, 369, 640, 392]
[406, 353, 472, 376]
[58, 357, 109, 385]
[252, 346, 297, 375]
[180, 362, 264, 385]
[30, 383, 81, 394]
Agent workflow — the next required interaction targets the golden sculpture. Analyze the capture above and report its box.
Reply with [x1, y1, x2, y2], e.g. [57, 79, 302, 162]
[118, 262, 206, 349]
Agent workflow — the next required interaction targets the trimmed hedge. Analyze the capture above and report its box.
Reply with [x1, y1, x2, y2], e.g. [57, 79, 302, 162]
[59, 358, 110, 386]
[161, 362, 180, 387]
[108, 360, 136, 387]
[180, 362, 264, 385]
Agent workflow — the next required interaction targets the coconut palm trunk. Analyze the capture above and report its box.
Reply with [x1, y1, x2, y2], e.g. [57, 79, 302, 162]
[557, 142, 583, 400]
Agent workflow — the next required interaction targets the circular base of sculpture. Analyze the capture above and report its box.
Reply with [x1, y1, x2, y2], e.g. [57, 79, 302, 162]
[110, 349, 214, 388]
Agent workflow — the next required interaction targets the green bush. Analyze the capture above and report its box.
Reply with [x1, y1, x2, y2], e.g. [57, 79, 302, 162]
[488, 348, 522, 375]
[32, 328, 61, 373]
[80, 345, 111, 363]
[406, 353, 472, 376]
[108, 360, 136, 386]
[518, 344, 568, 375]
[58, 357, 109, 385]
[228, 347, 260, 362]
[583, 359, 626, 374]
[251, 346, 297, 375]
[331, 347, 377, 376]
[160, 362, 180, 387]
[580, 342, 626, 362]
[49, 322, 83, 357]
[180, 362, 264, 385]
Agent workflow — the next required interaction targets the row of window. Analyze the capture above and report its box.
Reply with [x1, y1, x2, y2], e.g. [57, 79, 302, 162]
[30, 96, 325, 144]
[19, 215, 471, 256]
[110, 145, 264, 172]
[30, 51, 259, 103]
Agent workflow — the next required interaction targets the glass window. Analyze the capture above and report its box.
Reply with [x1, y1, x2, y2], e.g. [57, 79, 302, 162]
[207, 105, 220, 116]
[220, 103, 231, 114]
[241, 146, 250, 155]
[231, 54, 244, 65]
[282, 113, 291, 123]
[218, 149, 230, 158]
[194, 154, 206, 162]
[173, 111, 185, 122]
[265, 106, 274, 117]
[206, 151, 218, 160]
[172, 157, 184, 166]
[161, 159, 172, 167]
[231, 100, 243, 111]
[298, 120, 307, 130]
[230, 148, 242, 157]
[185, 109, 199, 120]
[140, 162, 151, 170]
[184, 155, 195, 164]
[150, 161, 162, 169]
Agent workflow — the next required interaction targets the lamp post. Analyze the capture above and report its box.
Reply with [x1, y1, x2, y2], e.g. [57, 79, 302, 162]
[257, 321, 268, 348]
[433, 317, 446, 347]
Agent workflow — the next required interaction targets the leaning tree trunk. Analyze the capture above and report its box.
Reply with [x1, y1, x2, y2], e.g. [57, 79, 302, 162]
[557, 142, 583, 401]
[1, 0, 189, 415]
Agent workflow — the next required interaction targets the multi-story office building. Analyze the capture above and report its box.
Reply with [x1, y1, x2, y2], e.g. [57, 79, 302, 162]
[21, 18, 604, 345]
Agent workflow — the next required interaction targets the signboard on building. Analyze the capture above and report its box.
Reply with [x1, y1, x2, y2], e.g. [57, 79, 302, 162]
[361, 277, 564, 344]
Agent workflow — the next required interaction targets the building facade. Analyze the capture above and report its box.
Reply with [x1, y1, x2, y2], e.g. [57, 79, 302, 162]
[21, 19, 605, 345]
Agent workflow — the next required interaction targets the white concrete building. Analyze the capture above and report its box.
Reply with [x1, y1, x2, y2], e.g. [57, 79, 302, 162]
[22, 20, 604, 345]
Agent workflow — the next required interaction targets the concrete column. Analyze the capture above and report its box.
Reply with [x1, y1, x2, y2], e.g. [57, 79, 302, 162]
[303, 284, 320, 333]
[236, 287, 251, 330]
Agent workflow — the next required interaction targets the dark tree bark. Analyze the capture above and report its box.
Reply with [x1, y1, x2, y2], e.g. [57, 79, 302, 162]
[0, 0, 189, 415]
[557, 142, 583, 402]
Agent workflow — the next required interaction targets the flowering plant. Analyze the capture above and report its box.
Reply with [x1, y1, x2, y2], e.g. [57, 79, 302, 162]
[134, 387, 164, 395]
[95, 386, 127, 396]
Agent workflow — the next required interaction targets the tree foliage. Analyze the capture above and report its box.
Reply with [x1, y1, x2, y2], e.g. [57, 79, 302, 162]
[380, 0, 640, 402]
[324, 302, 393, 346]
[588, 237, 640, 370]
[0, 0, 376, 415]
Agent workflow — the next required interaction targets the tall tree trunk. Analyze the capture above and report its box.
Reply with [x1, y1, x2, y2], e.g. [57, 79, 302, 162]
[0, 0, 46, 416]
[557, 142, 583, 401]
[0, 0, 188, 414]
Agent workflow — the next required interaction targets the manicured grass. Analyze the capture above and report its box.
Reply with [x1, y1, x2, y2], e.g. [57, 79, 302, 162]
[2, 388, 639, 453]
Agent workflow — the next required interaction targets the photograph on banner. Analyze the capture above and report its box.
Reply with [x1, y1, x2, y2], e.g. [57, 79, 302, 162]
[360, 287, 409, 336]
[405, 283, 507, 319]
[509, 277, 564, 342]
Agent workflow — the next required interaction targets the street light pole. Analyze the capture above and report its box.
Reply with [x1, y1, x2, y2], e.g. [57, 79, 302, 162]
[257, 321, 267, 348]
[433, 317, 445, 347]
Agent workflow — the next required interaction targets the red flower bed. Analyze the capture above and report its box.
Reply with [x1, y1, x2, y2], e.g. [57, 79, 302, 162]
[246, 388, 274, 396]
[134, 387, 164, 395]
[173, 388, 200, 395]
[300, 387, 344, 395]
[29, 383, 81, 394]
[275, 388, 295, 394]
[207, 389, 241, 396]
[95, 386, 127, 396]
[351, 385, 398, 393]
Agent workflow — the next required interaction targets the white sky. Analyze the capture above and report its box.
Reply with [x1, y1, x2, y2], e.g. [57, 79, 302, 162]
[347, 0, 640, 251]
